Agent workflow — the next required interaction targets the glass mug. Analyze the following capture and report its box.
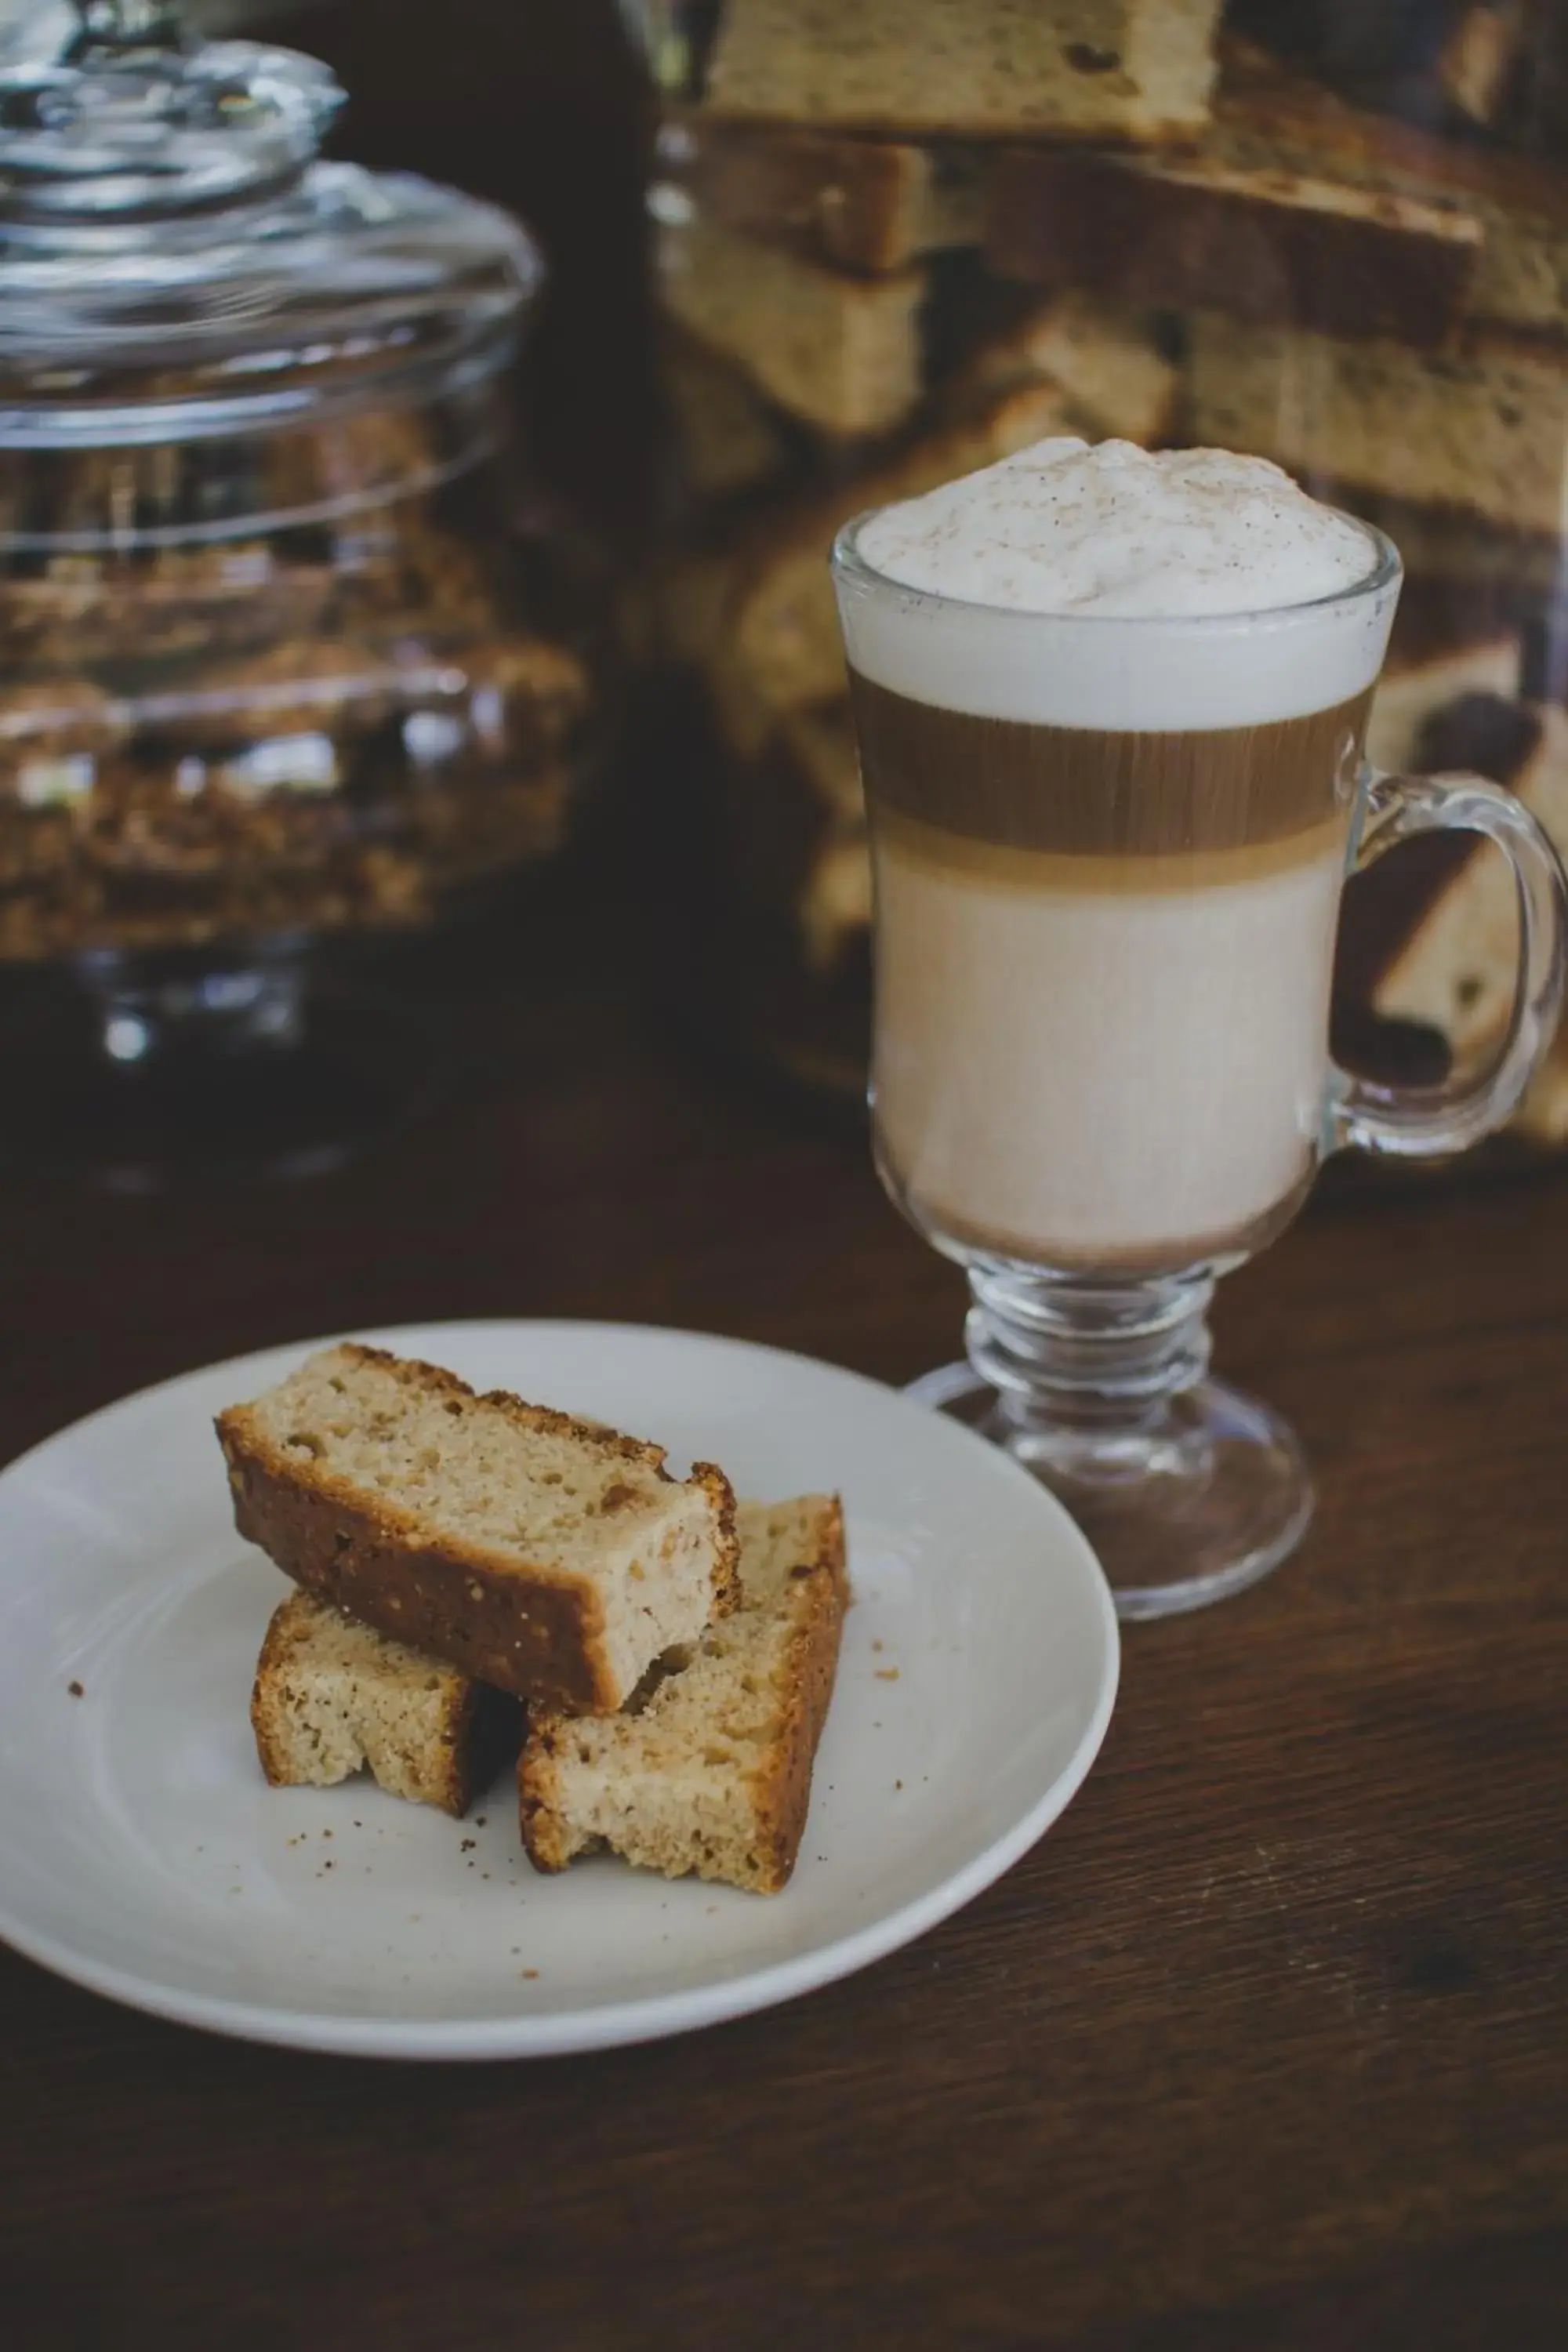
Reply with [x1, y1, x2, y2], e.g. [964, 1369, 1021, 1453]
[832, 514, 1568, 1620]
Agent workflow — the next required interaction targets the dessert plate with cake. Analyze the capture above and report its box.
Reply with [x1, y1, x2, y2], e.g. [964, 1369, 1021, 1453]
[0, 1319, 1118, 2060]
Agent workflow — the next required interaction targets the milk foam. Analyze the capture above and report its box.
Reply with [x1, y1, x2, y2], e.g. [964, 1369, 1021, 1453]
[837, 439, 1400, 731]
[858, 440, 1375, 619]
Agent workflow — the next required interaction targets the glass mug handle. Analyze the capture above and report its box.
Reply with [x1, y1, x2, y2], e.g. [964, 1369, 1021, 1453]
[1332, 768, 1568, 1158]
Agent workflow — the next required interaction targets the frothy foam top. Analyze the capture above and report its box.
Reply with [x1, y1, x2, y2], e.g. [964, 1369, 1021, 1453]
[838, 439, 1399, 731]
[856, 440, 1376, 618]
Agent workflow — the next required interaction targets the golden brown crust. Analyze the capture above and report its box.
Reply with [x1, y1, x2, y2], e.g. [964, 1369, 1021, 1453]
[742, 1493, 848, 1892]
[222, 1426, 615, 1711]
[249, 1602, 299, 1791]
[217, 1348, 739, 1714]
[333, 1344, 674, 1474]
[691, 1460, 742, 1617]
[517, 1734, 572, 1872]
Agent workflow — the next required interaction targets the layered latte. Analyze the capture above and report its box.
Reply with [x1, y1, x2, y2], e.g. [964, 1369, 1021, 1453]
[834, 440, 1400, 1272]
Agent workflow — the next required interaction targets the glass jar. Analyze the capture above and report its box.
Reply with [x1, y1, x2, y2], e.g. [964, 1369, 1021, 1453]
[0, 2, 589, 1174]
[623, 1, 1568, 1149]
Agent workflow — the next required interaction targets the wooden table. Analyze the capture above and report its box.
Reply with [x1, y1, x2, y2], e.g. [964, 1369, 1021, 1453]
[1, 844, 1564, 2350]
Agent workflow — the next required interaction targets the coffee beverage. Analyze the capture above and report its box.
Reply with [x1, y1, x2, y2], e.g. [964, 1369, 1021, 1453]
[831, 437, 1568, 1620]
[852, 689, 1370, 1269]
[834, 439, 1400, 1272]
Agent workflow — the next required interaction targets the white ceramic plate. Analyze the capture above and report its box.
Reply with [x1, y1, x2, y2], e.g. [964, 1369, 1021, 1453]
[0, 1319, 1118, 2060]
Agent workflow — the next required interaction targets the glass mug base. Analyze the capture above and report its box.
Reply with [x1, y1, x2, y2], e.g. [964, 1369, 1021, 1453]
[900, 1257, 1316, 1621]
[905, 1356, 1314, 1621]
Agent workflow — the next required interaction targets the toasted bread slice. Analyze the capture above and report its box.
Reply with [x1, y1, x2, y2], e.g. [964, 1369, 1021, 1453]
[251, 1588, 520, 1817]
[521, 1494, 848, 1894]
[218, 1344, 740, 1715]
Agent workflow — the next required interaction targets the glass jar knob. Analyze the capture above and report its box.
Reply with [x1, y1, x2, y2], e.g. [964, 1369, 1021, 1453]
[64, 2, 187, 61]
[0, 0, 343, 220]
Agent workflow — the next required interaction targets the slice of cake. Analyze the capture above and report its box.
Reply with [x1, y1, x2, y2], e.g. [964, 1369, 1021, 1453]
[720, 377, 1073, 718]
[1515, 1036, 1568, 1146]
[655, 216, 926, 438]
[1366, 618, 1523, 776]
[799, 833, 873, 977]
[1185, 314, 1568, 539]
[956, 291, 1178, 445]
[656, 113, 985, 277]
[1206, 37, 1568, 338]
[986, 141, 1483, 348]
[659, 326, 792, 503]
[251, 1588, 520, 1817]
[1373, 696, 1568, 1061]
[1309, 488, 1567, 601]
[218, 1344, 740, 1715]
[701, 0, 1223, 145]
[779, 702, 866, 831]
[520, 1494, 848, 1895]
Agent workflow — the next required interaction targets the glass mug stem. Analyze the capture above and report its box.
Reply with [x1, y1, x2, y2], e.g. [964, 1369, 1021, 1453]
[965, 1261, 1215, 1421]
[910, 1258, 1316, 1621]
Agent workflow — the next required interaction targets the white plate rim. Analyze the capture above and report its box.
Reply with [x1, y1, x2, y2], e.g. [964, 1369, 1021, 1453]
[0, 1318, 1120, 2060]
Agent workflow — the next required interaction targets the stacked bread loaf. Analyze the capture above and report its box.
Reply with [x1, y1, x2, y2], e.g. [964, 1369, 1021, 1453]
[983, 21, 1568, 1143]
[224, 1343, 849, 1893]
[641, 0, 1568, 1138]
[638, 0, 1207, 1089]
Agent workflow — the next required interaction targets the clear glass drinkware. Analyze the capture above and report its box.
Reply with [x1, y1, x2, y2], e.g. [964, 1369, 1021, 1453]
[833, 510, 1568, 1620]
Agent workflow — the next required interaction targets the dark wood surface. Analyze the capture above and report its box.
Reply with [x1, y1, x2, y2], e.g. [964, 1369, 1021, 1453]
[0, 844, 1565, 2352]
[2, 7, 1564, 2343]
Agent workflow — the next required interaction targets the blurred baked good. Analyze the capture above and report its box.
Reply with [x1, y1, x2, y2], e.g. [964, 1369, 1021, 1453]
[1186, 315, 1568, 538]
[701, 0, 1225, 144]
[1373, 695, 1568, 1059]
[657, 326, 793, 502]
[656, 215, 927, 438]
[655, 112, 986, 274]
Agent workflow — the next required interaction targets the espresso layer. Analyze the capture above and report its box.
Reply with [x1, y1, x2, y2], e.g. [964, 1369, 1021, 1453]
[849, 671, 1373, 855]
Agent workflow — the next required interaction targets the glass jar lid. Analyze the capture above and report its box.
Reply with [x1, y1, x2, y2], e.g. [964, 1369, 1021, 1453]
[0, 2, 543, 440]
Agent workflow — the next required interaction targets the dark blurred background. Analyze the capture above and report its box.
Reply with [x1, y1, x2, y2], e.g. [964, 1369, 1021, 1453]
[254, 0, 658, 550]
